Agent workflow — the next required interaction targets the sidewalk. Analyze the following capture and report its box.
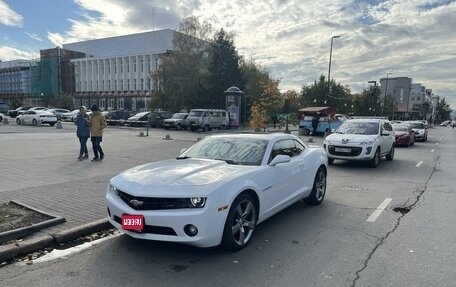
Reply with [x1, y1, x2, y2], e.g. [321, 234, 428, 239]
[0, 123, 324, 261]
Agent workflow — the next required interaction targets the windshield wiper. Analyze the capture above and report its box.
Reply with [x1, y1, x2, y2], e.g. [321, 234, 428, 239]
[176, 156, 191, 160]
[215, 158, 239, 165]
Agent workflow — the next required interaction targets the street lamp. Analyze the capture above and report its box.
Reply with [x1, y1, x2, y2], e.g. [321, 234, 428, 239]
[327, 35, 340, 105]
[145, 91, 150, 136]
[368, 81, 377, 116]
[384, 73, 392, 117]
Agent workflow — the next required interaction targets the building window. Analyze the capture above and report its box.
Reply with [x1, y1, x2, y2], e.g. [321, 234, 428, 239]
[100, 98, 106, 110]
[117, 98, 124, 109]
[127, 79, 130, 90]
[108, 98, 115, 110]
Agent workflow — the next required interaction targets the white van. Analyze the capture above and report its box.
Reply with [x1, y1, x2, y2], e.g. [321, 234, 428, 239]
[187, 109, 229, 132]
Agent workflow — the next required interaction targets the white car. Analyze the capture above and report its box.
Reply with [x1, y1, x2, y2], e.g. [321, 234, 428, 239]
[323, 118, 396, 167]
[409, 121, 428, 141]
[16, 110, 57, 126]
[60, 109, 79, 122]
[106, 133, 328, 250]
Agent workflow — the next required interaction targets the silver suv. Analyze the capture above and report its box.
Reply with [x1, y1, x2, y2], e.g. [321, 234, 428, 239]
[323, 118, 396, 167]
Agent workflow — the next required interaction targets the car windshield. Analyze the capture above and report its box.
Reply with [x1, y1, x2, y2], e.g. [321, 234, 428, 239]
[172, 113, 186, 119]
[179, 137, 268, 166]
[336, 122, 379, 135]
[134, 112, 148, 117]
[393, 125, 409, 132]
[189, 111, 203, 117]
[410, 122, 424, 129]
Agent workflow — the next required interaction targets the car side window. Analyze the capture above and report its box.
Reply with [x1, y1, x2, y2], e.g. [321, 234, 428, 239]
[268, 139, 296, 163]
[293, 140, 305, 156]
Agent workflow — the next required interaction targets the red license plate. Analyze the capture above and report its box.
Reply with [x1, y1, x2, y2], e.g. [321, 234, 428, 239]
[121, 214, 144, 231]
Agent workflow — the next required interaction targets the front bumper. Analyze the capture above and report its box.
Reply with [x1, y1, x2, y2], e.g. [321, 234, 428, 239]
[325, 144, 375, 161]
[106, 188, 228, 248]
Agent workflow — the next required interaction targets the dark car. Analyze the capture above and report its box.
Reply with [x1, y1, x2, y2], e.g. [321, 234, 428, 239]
[0, 103, 11, 115]
[148, 111, 173, 128]
[126, 112, 150, 127]
[7, 106, 32, 118]
[105, 110, 133, 125]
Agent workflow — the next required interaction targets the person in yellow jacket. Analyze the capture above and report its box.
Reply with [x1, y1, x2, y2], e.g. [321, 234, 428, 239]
[89, 104, 107, 161]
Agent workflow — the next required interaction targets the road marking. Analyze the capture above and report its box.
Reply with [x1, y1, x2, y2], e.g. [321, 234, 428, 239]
[367, 198, 392, 223]
[431, 149, 435, 153]
[17, 232, 123, 265]
[416, 161, 423, 167]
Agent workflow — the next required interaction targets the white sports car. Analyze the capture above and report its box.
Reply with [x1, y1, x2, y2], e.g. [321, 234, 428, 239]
[106, 133, 328, 250]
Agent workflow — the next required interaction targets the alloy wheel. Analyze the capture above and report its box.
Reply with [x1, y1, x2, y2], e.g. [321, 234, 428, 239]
[231, 199, 256, 247]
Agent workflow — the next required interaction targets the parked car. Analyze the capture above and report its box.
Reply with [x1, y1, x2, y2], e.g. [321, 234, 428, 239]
[148, 111, 173, 128]
[408, 121, 428, 141]
[61, 109, 80, 122]
[105, 110, 133, 125]
[106, 133, 328, 250]
[392, 123, 415, 147]
[163, 112, 188, 130]
[126, 112, 150, 127]
[0, 102, 11, 114]
[47, 108, 70, 120]
[323, 118, 396, 167]
[440, 120, 450, 127]
[0, 112, 5, 122]
[298, 107, 346, 135]
[17, 106, 47, 116]
[187, 109, 229, 132]
[16, 110, 57, 126]
[7, 106, 32, 118]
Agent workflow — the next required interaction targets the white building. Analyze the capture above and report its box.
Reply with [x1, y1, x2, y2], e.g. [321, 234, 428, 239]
[63, 29, 176, 111]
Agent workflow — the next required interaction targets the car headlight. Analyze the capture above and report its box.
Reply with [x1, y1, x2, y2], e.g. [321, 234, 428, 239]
[188, 197, 206, 208]
[109, 184, 119, 196]
[360, 138, 377, 145]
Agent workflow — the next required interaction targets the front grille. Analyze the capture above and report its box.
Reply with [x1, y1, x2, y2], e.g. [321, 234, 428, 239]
[328, 145, 362, 156]
[117, 189, 191, 210]
[113, 215, 177, 236]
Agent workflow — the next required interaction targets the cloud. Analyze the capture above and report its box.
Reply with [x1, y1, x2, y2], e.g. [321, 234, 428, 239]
[35, 0, 456, 108]
[25, 31, 42, 42]
[0, 0, 23, 27]
[0, 46, 32, 60]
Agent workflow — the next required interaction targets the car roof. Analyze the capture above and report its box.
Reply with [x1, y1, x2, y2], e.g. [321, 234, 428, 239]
[345, 118, 384, 123]
[207, 133, 300, 141]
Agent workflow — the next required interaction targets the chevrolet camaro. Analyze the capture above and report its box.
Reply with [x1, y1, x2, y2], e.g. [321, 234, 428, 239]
[106, 133, 328, 250]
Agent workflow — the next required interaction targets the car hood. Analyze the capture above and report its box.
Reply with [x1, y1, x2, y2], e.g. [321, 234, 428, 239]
[113, 158, 254, 190]
[326, 133, 377, 144]
[164, 119, 179, 122]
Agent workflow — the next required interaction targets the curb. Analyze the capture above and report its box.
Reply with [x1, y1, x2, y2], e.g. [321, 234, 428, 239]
[0, 218, 112, 263]
[0, 201, 66, 245]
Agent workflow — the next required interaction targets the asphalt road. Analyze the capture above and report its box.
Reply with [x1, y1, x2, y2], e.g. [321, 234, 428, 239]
[1, 123, 455, 287]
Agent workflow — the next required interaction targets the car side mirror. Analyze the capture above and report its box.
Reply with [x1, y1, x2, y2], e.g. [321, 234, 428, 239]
[269, 155, 291, 166]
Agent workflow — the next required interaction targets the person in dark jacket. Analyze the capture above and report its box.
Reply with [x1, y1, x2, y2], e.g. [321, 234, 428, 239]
[89, 104, 107, 161]
[311, 113, 319, 135]
[74, 106, 90, 160]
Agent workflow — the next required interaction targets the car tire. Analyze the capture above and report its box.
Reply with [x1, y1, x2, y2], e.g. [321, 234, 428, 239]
[49, 123, 55, 127]
[304, 167, 327, 205]
[221, 193, 257, 251]
[328, 158, 334, 165]
[203, 125, 209, 132]
[32, 119, 37, 126]
[369, 148, 380, 168]
[176, 124, 182, 131]
[303, 129, 310, 136]
[385, 144, 395, 161]
[16, 118, 21, 125]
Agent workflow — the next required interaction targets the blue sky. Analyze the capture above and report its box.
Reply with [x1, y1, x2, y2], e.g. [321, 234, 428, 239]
[1, 0, 455, 108]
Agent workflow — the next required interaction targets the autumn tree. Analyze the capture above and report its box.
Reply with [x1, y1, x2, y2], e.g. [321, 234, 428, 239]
[249, 78, 283, 129]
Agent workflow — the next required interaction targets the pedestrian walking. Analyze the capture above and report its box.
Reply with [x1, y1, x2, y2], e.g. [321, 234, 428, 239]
[74, 106, 90, 160]
[311, 113, 319, 135]
[89, 104, 107, 162]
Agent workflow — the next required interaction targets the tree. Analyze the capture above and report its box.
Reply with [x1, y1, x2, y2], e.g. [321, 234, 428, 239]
[248, 78, 283, 130]
[151, 17, 212, 111]
[206, 29, 245, 108]
[300, 75, 351, 112]
[241, 60, 271, 118]
[436, 97, 452, 122]
[282, 90, 300, 113]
